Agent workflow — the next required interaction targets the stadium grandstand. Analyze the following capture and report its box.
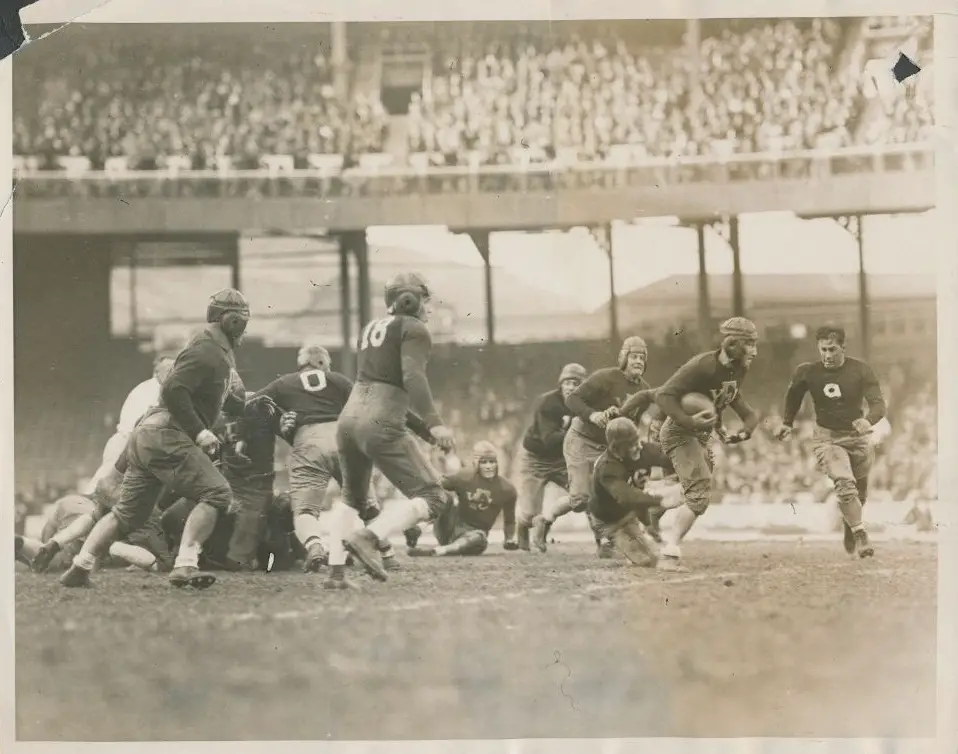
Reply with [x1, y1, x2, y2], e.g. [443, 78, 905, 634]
[12, 16, 936, 530]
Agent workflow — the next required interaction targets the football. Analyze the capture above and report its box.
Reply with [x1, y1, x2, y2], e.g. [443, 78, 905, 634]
[680, 392, 717, 419]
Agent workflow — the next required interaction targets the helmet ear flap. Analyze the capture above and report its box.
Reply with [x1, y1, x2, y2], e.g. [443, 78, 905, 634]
[390, 291, 421, 316]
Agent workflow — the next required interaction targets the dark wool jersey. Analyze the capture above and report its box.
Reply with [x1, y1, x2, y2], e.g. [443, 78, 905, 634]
[258, 369, 354, 426]
[658, 350, 749, 416]
[589, 446, 664, 525]
[156, 326, 239, 440]
[782, 358, 886, 433]
[441, 468, 518, 534]
[353, 313, 441, 427]
[566, 367, 654, 444]
[218, 407, 276, 476]
[522, 389, 573, 460]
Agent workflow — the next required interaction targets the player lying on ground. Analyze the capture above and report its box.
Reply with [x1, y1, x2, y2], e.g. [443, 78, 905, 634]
[515, 363, 587, 552]
[337, 272, 456, 586]
[18, 492, 172, 573]
[534, 336, 657, 557]
[59, 288, 263, 590]
[775, 325, 886, 558]
[407, 441, 518, 557]
[85, 354, 174, 495]
[589, 418, 677, 567]
[653, 317, 761, 572]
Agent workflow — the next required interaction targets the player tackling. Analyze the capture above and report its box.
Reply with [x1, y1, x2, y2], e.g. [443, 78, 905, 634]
[337, 272, 456, 584]
[654, 317, 761, 571]
[775, 325, 886, 557]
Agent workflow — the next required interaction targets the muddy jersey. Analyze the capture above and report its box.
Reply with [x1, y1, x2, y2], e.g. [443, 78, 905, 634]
[658, 350, 749, 418]
[442, 468, 517, 534]
[589, 447, 664, 525]
[782, 358, 886, 433]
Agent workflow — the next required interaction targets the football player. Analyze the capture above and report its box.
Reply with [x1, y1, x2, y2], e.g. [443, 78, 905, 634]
[514, 363, 587, 552]
[653, 317, 761, 572]
[589, 418, 670, 567]
[775, 325, 886, 557]
[86, 354, 174, 494]
[255, 344, 427, 587]
[59, 288, 252, 589]
[408, 441, 518, 557]
[25, 491, 173, 573]
[338, 272, 456, 585]
[533, 336, 656, 556]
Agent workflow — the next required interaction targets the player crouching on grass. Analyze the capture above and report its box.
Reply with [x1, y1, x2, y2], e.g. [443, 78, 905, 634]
[407, 441, 519, 557]
[774, 325, 886, 558]
[589, 418, 680, 567]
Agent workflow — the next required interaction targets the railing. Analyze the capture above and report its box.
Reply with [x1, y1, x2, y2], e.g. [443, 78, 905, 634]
[13, 143, 933, 200]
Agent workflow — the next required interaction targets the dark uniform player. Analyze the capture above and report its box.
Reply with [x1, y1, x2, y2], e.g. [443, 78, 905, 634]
[256, 344, 428, 585]
[408, 441, 518, 557]
[60, 288, 252, 589]
[654, 317, 761, 572]
[775, 325, 885, 557]
[338, 272, 456, 584]
[590, 418, 670, 567]
[534, 336, 656, 556]
[515, 363, 587, 551]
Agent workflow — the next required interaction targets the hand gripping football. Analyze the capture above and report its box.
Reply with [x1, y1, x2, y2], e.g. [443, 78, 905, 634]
[680, 392, 717, 423]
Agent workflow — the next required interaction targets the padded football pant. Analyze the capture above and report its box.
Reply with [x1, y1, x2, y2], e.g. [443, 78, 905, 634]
[660, 418, 715, 516]
[337, 407, 447, 519]
[812, 426, 874, 526]
[223, 468, 274, 568]
[433, 504, 489, 555]
[515, 447, 569, 527]
[112, 421, 232, 537]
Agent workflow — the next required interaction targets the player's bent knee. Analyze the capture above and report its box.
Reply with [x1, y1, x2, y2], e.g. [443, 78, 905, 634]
[686, 497, 710, 516]
[198, 484, 233, 513]
[459, 531, 488, 556]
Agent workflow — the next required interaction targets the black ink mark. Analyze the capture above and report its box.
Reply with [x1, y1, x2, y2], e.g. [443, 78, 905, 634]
[547, 650, 577, 711]
[118, 197, 130, 206]
[892, 53, 921, 84]
[3, 0, 119, 63]
[0, 182, 17, 220]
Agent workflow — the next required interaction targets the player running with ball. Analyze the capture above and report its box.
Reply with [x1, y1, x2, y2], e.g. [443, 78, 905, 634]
[774, 325, 886, 557]
[653, 317, 761, 572]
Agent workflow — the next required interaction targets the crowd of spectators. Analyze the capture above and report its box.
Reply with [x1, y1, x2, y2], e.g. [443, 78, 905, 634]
[13, 19, 933, 174]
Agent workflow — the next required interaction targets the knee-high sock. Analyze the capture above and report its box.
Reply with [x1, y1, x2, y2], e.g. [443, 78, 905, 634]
[367, 498, 430, 542]
[174, 502, 218, 569]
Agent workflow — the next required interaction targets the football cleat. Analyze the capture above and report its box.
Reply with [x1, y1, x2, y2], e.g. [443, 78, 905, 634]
[656, 555, 689, 573]
[403, 526, 422, 549]
[323, 565, 349, 590]
[842, 521, 855, 554]
[532, 516, 552, 553]
[169, 566, 217, 589]
[407, 546, 437, 557]
[854, 529, 875, 558]
[31, 540, 61, 573]
[382, 555, 402, 571]
[60, 564, 92, 588]
[303, 541, 328, 573]
[597, 541, 616, 559]
[343, 529, 388, 581]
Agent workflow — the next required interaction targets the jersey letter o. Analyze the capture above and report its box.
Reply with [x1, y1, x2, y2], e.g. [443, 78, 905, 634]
[299, 369, 328, 393]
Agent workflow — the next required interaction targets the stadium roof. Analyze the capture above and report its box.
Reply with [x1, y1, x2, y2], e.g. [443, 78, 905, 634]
[610, 274, 935, 310]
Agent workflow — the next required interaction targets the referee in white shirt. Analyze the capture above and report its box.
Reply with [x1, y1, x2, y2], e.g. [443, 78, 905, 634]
[85, 355, 175, 492]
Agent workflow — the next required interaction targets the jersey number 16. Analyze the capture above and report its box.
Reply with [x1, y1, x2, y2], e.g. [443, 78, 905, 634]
[360, 316, 395, 351]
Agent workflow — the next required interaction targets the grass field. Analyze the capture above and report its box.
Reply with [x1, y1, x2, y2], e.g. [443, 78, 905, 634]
[14, 539, 937, 741]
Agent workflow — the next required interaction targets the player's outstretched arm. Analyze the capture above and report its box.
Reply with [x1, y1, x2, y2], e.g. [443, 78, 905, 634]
[404, 411, 435, 444]
[619, 387, 656, 422]
[600, 464, 662, 511]
[566, 372, 615, 427]
[730, 394, 760, 434]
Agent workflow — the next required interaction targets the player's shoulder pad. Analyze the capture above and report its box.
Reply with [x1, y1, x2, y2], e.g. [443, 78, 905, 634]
[400, 314, 430, 336]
